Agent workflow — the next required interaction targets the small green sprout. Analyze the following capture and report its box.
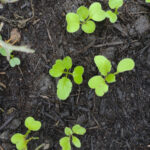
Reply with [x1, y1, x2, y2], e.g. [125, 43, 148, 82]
[11, 116, 41, 150]
[108, 0, 123, 15]
[59, 124, 86, 150]
[0, 35, 34, 67]
[66, 2, 106, 33]
[146, 0, 150, 3]
[49, 56, 84, 100]
[88, 55, 135, 97]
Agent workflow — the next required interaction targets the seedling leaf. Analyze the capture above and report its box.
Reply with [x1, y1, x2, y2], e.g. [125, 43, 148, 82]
[146, 0, 150, 3]
[9, 57, 20, 67]
[81, 20, 96, 33]
[49, 60, 65, 77]
[105, 73, 116, 83]
[106, 10, 117, 23]
[77, 6, 89, 21]
[109, 0, 123, 9]
[65, 127, 72, 136]
[25, 116, 41, 131]
[94, 55, 112, 76]
[89, 2, 106, 21]
[117, 58, 135, 73]
[66, 13, 80, 33]
[63, 56, 72, 70]
[73, 66, 84, 84]
[59, 137, 71, 150]
[72, 124, 86, 135]
[57, 77, 72, 100]
[11, 133, 24, 144]
[88, 75, 108, 96]
[72, 136, 81, 148]
[0, 47, 13, 56]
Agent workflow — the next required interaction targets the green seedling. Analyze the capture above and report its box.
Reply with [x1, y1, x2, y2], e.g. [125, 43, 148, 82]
[66, 2, 106, 33]
[108, 0, 123, 15]
[49, 56, 84, 100]
[0, 35, 34, 67]
[146, 0, 150, 3]
[11, 116, 41, 150]
[88, 55, 135, 97]
[59, 124, 86, 150]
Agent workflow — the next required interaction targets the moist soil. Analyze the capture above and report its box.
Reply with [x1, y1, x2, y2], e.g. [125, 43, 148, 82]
[0, 0, 150, 150]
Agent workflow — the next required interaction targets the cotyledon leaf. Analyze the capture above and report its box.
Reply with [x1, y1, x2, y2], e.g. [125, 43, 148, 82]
[108, 0, 123, 9]
[72, 124, 86, 135]
[77, 6, 89, 21]
[73, 66, 84, 84]
[59, 137, 71, 150]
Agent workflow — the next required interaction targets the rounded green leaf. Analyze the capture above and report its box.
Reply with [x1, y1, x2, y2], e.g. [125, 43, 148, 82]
[11, 133, 24, 144]
[81, 20, 96, 34]
[77, 6, 89, 21]
[59, 137, 71, 150]
[49, 59, 65, 77]
[57, 77, 72, 100]
[73, 66, 84, 84]
[0, 47, 13, 56]
[117, 58, 135, 73]
[25, 116, 41, 131]
[72, 124, 86, 135]
[72, 136, 81, 148]
[105, 73, 116, 83]
[63, 56, 72, 70]
[94, 55, 112, 76]
[89, 2, 106, 21]
[9, 57, 20, 67]
[109, 0, 123, 9]
[66, 13, 80, 33]
[16, 141, 27, 150]
[65, 127, 72, 136]
[106, 10, 117, 23]
[146, 0, 150, 3]
[88, 75, 108, 97]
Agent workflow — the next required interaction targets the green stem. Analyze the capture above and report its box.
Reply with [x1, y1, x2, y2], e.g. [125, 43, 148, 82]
[115, 8, 119, 15]
[113, 72, 118, 75]
[26, 137, 39, 144]
[24, 130, 31, 138]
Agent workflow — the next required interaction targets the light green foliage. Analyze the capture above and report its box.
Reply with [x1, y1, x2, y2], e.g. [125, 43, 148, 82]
[106, 10, 117, 23]
[109, 0, 123, 9]
[59, 124, 86, 150]
[57, 77, 72, 100]
[11, 116, 41, 150]
[0, 0, 18, 4]
[49, 56, 84, 100]
[9, 57, 20, 67]
[66, 2, 106, 33]
[88, 55, 135, 97]
[25, 116, 41, 131]
[146, 0, 150, 3]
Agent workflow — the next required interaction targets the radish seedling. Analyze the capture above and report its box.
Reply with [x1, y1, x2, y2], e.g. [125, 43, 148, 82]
[11, 116, 41, 150]
[88, 55, 135, 97]
[49, 56, 84, 100]
[66, 2, 106, 33]
[59, 124, 86, 150]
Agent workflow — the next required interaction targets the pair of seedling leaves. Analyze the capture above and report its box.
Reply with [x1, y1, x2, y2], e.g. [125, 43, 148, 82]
[11, 117, 41, 150]
[0, 35, 20, 67]
[60, 124, 86, 150]
[49, 56, 84, 100]
[88, 55, 135, 97]
[66, 0, 123, 33]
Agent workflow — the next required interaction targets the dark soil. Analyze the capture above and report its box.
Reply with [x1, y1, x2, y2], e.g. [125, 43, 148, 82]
[0, 0, 150, 150]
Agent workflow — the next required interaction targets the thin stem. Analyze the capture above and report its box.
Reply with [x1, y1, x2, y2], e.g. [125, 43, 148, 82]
[24, 130, 31, 138]
[115, 8, 119, 15]
[63, 71, 73, 75]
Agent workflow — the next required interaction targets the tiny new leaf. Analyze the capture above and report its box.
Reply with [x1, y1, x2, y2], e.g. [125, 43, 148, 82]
[109, 0, 123, 9]
[65, 127, 72, 136]
[73, 66, 84, 84]
[106, 10, 117, 23]
[9, 57, 20, 67]
[94, 55, 112, 76]
[89, 2, 106, 21]
[72, 136, 81, 148]
[66, 13, 80, 33]
[59, 137, 71, 150]
[117, 58, 135, 73]
[77, 6, 89, 21]
[105, 73, 116, 83]
[49, 60, 65, 77]
[63, 56, 72, 70]
[81, 20, 96, 33]
[57, 77, 72, 100]
[72, 124, 86, 135]
[25, 117, 41, 131]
